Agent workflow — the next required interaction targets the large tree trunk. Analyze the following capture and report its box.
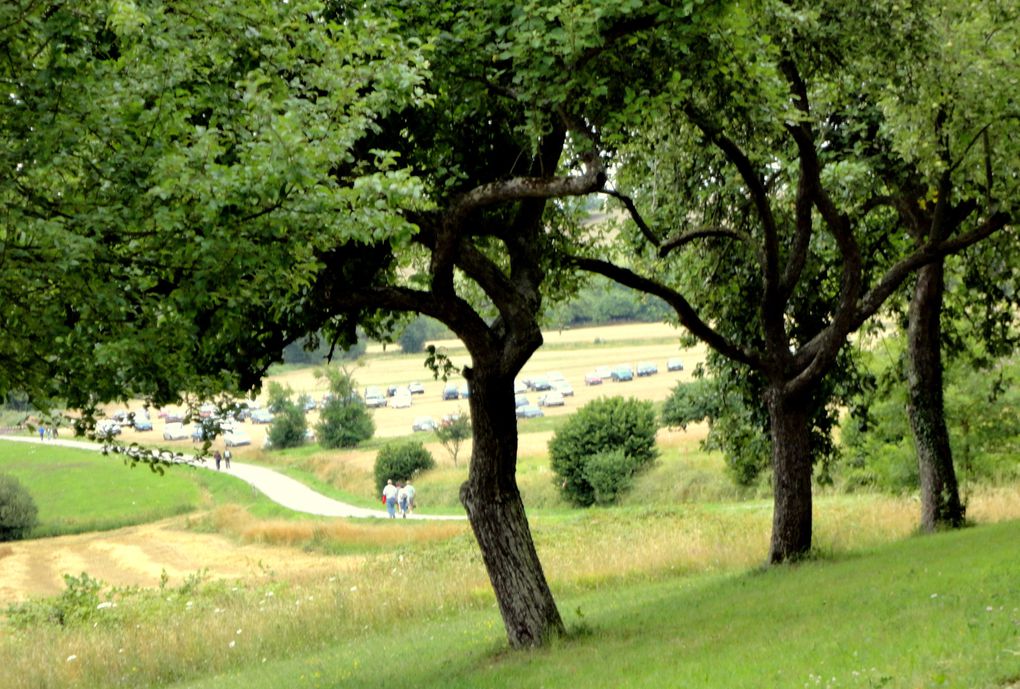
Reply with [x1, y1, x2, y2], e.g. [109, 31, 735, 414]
[767, 387, 814, 563]
[906, 261, 965, 531]
[460, 367, 564, 647]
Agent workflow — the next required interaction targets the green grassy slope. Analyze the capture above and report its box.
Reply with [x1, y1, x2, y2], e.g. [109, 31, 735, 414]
[173, 520, 1020, 689]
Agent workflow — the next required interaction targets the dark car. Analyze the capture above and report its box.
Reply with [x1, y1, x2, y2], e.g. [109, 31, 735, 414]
[611, 366, 634, 382]
[442, 383, 459, 400]
[667, 358, 684, 372]
[515, 404, 544, 419]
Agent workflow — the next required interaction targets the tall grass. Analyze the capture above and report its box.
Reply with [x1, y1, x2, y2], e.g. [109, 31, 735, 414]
[4, 486, 1019, 689]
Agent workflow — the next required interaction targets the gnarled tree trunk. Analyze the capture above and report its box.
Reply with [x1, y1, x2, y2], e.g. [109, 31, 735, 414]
[460, 366, 564, 647]
[767, 386, 814, 563]
[906, 261, 965, 531]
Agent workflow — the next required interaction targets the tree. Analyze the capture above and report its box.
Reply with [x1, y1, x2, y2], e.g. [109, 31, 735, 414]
[435, 413, 472, 467]
[314, 366, 375, 448]
[267, 399, 308, 450]
[374, 441, 435, 494]
[4, 0, 691, 647]
[556, 0, 1015, 561]
[396, 316, 444, 355]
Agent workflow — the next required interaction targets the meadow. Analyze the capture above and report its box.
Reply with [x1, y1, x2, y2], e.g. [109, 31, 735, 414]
[1, 322, 1019, 689]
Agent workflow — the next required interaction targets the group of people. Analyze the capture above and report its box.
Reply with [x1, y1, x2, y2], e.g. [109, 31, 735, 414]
[212, 449, 232, 470]
[381, 478, 415, 518]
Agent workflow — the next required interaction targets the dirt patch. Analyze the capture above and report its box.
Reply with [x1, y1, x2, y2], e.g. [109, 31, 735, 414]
[0, 518, 354, 604]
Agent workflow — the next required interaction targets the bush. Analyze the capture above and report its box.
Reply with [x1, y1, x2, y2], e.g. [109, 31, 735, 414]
[0, 473, 39, 541]
[374, 441, 435, 493]
[267, 400, 308, 450]
[549, 396, 659, 506]
[317, 399, 375, 449]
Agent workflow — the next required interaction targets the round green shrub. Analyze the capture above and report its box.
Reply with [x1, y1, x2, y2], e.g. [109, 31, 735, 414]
[267, 400, 308, 450]
[317, 399, 375, 449]
[374, 441, 435, 493]
[0, 473, 39, 541]
[549, 396, 659, 506]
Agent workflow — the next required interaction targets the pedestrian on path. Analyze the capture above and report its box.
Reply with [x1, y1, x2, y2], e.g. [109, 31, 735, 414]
[397, 482, 409, 518]
[382, 479, 398, 518]
[224, 449, 231, 469]
[404, 480, 416, 515]
[213, 450, 222, 471]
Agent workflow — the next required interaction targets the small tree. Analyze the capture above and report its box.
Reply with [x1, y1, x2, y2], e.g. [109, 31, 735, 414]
[549, 397, 659, 507]
[267, 400, 308, 450]
[374, 441, 435, 494]
[265, 382, 293, 414]
[317, 400, 375, 449]
[435, 413, 472, 466]
[315, 366, 374, 448]
[0, 474, 39, 541]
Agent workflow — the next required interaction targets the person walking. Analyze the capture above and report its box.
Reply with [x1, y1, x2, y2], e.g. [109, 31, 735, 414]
[223, 449, 232, 469]
[382, 479, 398, 518]
[213, 450, 222, 471]
[404, 480, 416, 516]
[397, 482, 409, 518]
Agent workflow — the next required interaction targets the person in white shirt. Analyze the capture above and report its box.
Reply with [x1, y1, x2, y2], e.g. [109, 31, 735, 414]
[382, 479, 398, 518]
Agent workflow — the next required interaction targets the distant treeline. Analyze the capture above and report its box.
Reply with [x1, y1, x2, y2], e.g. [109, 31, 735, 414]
[281, 278, 670, 363]
[545, 277, 672, 330]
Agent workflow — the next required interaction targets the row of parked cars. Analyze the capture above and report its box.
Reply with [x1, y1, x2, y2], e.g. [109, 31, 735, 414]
[583, 358, 683, 386]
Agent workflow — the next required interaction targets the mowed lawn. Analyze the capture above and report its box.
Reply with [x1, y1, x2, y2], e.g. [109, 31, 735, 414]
[0, 442, 207, 537]
[169, 520, 1020, 689]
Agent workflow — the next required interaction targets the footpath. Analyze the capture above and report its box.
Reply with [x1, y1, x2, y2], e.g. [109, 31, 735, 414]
[0, 435, 463, 521]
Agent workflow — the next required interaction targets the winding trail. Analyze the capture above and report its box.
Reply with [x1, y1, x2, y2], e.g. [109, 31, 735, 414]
[0, 435, 463, 521]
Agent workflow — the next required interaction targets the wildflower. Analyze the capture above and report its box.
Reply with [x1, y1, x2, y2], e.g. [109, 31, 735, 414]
[66, 655, 78, 663]
[350, 586, 357, 592]
[229, 640, 236, 649]
[236, 629, 242, 635]
[97, 601, 116, 610]
[930, 593, 939, 599]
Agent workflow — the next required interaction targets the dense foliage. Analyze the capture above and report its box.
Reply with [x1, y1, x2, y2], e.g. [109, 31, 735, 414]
[317, 399, 375, 449]
[266, 400, 308, 450]
[840, 345, 1020, 492]
[549, 397, 659, 507]
[0, 473, 38, 541]
[373, 441, 435, 494]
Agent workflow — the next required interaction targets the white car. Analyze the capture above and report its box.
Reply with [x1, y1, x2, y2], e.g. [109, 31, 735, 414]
[162, 422, 190, 441]
[389, 390, 412, 408]
[223, 429, 251, 447]
[538, 390, 565, 407]
[412, 416, 436, 432]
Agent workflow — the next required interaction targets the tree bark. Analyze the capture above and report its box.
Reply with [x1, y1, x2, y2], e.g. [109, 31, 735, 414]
[906, 260, 965, 531]
[460, 366, 564, 647]
[767, 387, 814, 563]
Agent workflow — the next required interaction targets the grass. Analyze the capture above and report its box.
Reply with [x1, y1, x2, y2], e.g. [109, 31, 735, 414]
[0, 442, 203, 537]
[3, 512, 1018, 689]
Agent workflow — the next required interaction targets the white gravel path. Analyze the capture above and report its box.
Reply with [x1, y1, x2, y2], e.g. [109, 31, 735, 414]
[0, 435, 463, 521]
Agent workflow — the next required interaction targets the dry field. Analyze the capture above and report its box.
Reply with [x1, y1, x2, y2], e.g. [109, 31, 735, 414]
[114, 322, 704, 456]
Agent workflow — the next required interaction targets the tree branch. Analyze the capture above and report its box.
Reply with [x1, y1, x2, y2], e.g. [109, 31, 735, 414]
[567, 255, 763, 370]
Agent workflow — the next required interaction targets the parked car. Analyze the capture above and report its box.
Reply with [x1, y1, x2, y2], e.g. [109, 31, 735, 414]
[515, 405, 544, 419]
[251, 409, 274, 424]
[190, 423, 213, 442]
[595, 366, 613, 380]
[364, 387, 387, 408]
[408, 382, 426, 395]
[584, 371, 603, 386]
[528, 377, 552, 391]
[162, 422, 190, 441]
[389, 390, 413, 408]
[132, 415, 154, 431]
[547, 371, 567, 384]
[514, 380, 528, 394]
[442, 383, 459, 400]
[666, 358, 684, 372]
[552, 380, 574, 396]
[611, 366, 634, 382]
[538, 390, 565, 407]
[514, 394, 530, 408]
[96, 419, 122, 438]
[412, 416, 437, 432]
[636, 362, 659, 377]
[440, 413, 464, 428]
[458, 383, 470, 399]
[224, 429, 251, 447]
